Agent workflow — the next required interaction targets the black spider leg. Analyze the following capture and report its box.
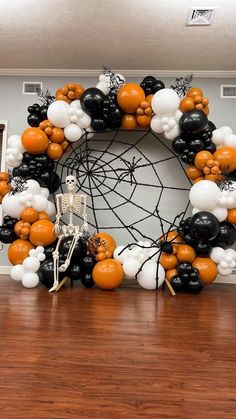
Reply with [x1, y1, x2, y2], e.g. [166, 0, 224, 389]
[89, 173, 138, 241]
[117, 157, 142, 185]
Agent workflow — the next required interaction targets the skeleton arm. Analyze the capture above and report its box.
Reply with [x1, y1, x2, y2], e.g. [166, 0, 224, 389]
[54, 194, 63, 235]
[81, 194, 88, 231]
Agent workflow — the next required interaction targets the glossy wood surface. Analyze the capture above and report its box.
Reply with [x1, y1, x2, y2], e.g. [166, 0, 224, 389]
[0, 276, 236, 418]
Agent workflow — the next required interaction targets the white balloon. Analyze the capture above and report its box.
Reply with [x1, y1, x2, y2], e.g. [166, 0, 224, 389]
[211, 206, 227, 222]
[148, 248, 159, 262]
[77, 114, 91, 129]
[210, 247, 225, 263]
[37, 253, 46, 262]
[225, 134, 236, 149]
[36, 246, 44, 254]
[40, 187, 50, 199]
[174, 109, 182, 122]
[221, 126, 233, 136]
[29, 249, 37, 257]
[10, 264, 24, 281]
[164, 124, 180, 141]
[2, 194, 24, 218]
[225, 248, 236, 258]
[22, 273, 39, 288]
[70, 100, 81, 109]
[123, 257, 141, 279]
[96, 81, 110, 95]
[45, 201, 56, 217]
[23, 257, 40, 273]
[113, 246, 130, 264]
[47, 100, 70, 128]
[32, 195, 48, 211]
[218, 266, 232, 276]
[220, 260, 228, 269]
[64, 123, 83, 142]
[137, 261, 165, 290]
[151, 89, 180, 116]
[8, 134, 21, 147]
[212, 129, 225, 146]
[150, 115, 163, 133]
[190, 180, 220, 210]
[26, 179, 41, 194]
[85, 126, 95, 139]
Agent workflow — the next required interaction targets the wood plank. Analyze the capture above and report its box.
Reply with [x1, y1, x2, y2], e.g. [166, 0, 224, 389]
[0, 275, 236, 418]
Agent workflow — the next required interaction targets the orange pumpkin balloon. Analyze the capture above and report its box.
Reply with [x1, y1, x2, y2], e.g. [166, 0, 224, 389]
[88, 232, 116, 260]
[136, 115, 151, 128]
[213, 147, 236, 172]
[38, 211, 50, 221]
[165, 268, 178, 281]
[121, 114, 137, 130]
[160, 230, 182, 244]
[50, 127, 65, 144]
[8, 239, 34, 265]
[75, 84, 85, 99]
[187, 87, 203, 98]
[227, 209, 236, 224]
[14, 220, 24, 236]
[92, 259, 124, 290]
[21, 207, 39, 224]
[194, 150, 213, 170]
[117, 83, 145, 113]
[47, 143, 63, 160]
[176, 244, 196, 263]
[179, 97, 195, 113]
[22, 128, 48, 154]
[192, 257, 217, 285]
[29, 220, 56, 246]
[185, 165, 203, 180]
[160, 253, 178, 270]
[0, 172, 9, 181]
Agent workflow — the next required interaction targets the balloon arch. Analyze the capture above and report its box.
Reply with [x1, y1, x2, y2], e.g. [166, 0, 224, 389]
[1, 68, 236, 294]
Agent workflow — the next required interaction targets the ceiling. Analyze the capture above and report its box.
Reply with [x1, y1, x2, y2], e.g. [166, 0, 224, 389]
[0, 0, 236, 71]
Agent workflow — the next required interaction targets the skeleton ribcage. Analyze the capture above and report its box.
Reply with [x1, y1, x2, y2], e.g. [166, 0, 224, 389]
[61, 194, 81, 214]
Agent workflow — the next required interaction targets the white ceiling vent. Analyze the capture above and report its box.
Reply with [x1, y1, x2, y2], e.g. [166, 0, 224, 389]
[221, 85, 236, 99]
[186, 7, 217, 26]
[22, 81, 43, 95]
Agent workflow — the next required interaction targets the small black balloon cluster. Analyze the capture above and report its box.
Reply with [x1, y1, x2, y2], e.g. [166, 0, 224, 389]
[0, 216, 18, 244]
[27, 103, 48, 127]
[170, 262, 203, 294]
[80, 88, 121, 132]
[172, 111, 216, 164]
[38, 236, 96, 289]
[13, 152, 60, 193]
[140, 76, 165, 95]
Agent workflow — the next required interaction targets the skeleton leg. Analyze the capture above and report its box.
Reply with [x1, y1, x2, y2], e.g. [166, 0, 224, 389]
[49, 235, 64, 293]
[59, 233, 81, 272]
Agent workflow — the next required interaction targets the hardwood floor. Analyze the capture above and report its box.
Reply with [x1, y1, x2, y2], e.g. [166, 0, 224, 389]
[0, 276, 236, 418]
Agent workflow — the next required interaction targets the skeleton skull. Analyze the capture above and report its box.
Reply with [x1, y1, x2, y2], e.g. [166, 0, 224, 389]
[65, 175, 76, 192]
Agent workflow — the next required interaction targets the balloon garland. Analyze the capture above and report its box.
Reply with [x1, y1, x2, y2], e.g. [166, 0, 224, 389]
[1, 67, 236, 294]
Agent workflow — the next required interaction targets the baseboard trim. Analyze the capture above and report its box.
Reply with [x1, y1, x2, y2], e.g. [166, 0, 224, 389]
[0, 68, 236, 78]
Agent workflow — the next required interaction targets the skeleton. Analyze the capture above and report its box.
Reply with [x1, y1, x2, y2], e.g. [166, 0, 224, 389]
[49, 175, 88, 292]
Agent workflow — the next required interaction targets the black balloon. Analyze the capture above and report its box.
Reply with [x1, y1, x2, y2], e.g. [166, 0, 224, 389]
[60, 236, 87, 262]
[91, 117, 107, 132]
[195, 240, 212, 256]
[208, 120, 217, 132]
[38, 258, 64, 288]
[178, 262, 193, 275]
[172, 137, 187, 154]
[185, 279, 203, 294]
[0, 227, 16, 243]
[190, 211, 220, 241]
[44, 242, 57, 259]
[67, 264, 82, 281]
[81, 273, 95, 288]
[140, 76, 165, 95]
[81, 88, 106, 116]
[2, 216, 18, 229]
[27, 113, 40, 127]
[214, 222, 236, 248]
[180, 110, 208, 134]
[170, 275, 185, 292]
[81, 255, 96, 274]
[188, 138, 204, 152]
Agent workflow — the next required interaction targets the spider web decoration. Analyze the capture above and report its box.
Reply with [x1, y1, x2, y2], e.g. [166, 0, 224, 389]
[54, 129, 192, 244]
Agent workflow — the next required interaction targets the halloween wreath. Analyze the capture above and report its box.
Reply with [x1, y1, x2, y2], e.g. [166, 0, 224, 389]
[2, 68, 236, 295]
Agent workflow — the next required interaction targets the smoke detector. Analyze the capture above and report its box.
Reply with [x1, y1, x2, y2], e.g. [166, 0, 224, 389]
[186, 7, 217, 26]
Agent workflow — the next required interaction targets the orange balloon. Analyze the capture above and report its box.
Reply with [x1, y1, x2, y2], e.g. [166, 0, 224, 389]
[75, 84, 85, 100]
[8, 239, 34, 265]
[146, 94, 153, 103]
[21, 207, 39, 224]
[179, 97, 195, 113]
[136, 115, 151, 128]
[50, 127, 65, 144]
[29, 220, 56, 246]
[117, 83, 145, 113]
[14, 220, 24, 236]
[203, 106, 209, 116]
[176, 244, 196, 263]
[0, 181, 11, 196]
[227, 209, 236, 224]
[121, 114, 137, 130]
[192, 257, 217, 285]
[160, 253, 178, 270]
[47, 143, 63, 160]
[187, 87, 203, 98]
[0, 172, 9, 181]
[213, 147, 236, 172]
[194, 150, 213, 170]
[61, 140, 69, 152]
[38, 211, 50, 221]
[92, 259, 124, 290]
[205, 173, 224, 183]
[185, 165, 203, 180]
[160, 230, 182, 244]
[22, 128, 48, 154]
[88, 232, 116, 259]
[193, 176, 205, 184]
[165, 268, 178, 281]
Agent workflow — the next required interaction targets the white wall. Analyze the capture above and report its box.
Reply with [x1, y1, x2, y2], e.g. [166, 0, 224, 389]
[0, 75, 236, 268]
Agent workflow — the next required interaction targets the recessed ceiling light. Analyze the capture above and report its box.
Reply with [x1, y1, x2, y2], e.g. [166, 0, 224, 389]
[186, 7, 217, 26]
